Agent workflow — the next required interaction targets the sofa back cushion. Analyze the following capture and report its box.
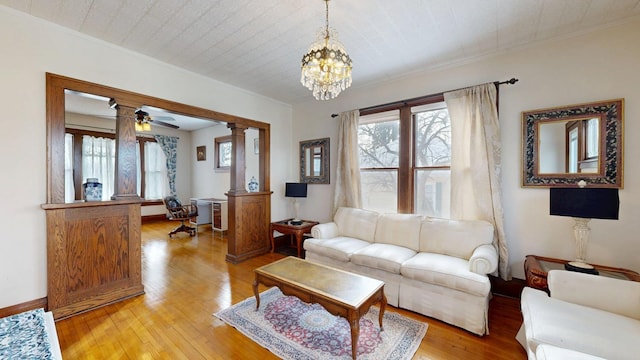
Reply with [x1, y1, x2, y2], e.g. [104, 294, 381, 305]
[334, 207, 379, 243]
[419, 217, 494, 260]
[374, 213, 423, 252]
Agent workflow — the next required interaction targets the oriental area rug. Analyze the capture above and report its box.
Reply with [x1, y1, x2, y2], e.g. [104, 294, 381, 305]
[215, 287, 427, 360]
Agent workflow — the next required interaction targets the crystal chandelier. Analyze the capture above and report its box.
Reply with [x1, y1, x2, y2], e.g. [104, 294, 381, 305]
[301, 0, 352, 101]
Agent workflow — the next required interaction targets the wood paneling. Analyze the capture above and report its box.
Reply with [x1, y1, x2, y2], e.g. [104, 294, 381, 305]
[43, 201, 144, 320]
[226, 192, 272, 264]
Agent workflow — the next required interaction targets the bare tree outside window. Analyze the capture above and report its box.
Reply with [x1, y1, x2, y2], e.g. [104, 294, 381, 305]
[358, 105, 451, 216]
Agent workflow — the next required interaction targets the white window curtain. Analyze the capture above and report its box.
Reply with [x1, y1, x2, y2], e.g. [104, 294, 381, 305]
[144, 141, 169, 200]
[333, 110, 362, 213]
[82, 135, 115, 201]
[64, 133, 75, 203]
[444, 83, 510, 280]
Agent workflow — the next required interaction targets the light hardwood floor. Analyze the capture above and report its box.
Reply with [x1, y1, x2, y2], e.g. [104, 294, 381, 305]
[54, 221, 527, 359]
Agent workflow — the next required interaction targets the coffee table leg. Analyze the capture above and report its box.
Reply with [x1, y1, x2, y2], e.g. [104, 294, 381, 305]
[349, 316, 359, 360]
[252, 278, 260, 310]
[378, 292, 387, 330]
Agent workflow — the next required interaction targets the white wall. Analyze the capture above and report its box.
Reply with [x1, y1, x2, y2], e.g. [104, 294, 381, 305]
[292, 18, 640, 279]
[0, 6, 292, 308]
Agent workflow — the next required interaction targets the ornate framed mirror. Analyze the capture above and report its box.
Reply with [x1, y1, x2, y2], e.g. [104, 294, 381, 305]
[300, 137, 330, 184]
[522, 99, 624, 188]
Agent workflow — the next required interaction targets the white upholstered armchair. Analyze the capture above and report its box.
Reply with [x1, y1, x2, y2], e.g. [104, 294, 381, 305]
[518, 269, 640, 359]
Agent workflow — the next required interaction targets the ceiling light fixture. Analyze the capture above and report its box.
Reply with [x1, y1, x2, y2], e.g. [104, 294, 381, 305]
[301, 0, 352, 101]
[135, 110, 152, 132]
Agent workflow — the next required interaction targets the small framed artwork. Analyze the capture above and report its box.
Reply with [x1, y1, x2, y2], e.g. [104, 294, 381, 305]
[196, 146, 206, 161]
[254, 138, 259, 154]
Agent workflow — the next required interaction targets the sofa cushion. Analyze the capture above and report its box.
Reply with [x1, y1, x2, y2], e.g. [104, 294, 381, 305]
[400, 252, 490, 296]
[419, 217, 494, 260]
[374, 213, 423, 252]
[303, 237, 371, 262]
[521, 287, 640, 360]
[334, 207, 379, 243]
[351, 244, 417, 274]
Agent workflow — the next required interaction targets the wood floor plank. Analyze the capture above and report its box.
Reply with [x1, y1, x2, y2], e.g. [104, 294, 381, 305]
[53, 221, 527, 359]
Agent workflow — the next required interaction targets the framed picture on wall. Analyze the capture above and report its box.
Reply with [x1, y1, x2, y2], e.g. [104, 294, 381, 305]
[196, 146, 206, 161]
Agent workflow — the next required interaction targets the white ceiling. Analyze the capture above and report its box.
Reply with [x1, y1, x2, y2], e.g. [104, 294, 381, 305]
[3, 0, 640, 107]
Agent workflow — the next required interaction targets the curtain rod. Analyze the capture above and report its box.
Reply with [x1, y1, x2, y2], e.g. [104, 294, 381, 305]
[330, 77, 518, 118]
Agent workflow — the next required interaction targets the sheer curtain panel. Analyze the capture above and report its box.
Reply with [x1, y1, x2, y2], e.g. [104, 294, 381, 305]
[333, 110, 362, 213]
[444, 83, 510, 280]
[81, 135, 116, 201]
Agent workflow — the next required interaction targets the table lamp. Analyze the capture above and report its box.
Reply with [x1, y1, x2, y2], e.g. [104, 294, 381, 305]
[285, 182, 307, 225]
[549, 186, 619, 274]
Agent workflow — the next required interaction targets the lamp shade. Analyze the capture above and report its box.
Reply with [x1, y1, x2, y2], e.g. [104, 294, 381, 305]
[550, 188, 619, 220]
[285, 182, 307, 198]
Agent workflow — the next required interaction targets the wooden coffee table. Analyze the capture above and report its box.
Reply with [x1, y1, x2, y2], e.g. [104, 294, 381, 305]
[253, 257, 387, 359]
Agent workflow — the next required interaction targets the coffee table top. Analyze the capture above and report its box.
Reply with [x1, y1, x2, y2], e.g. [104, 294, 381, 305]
[255, 257, 384, 308]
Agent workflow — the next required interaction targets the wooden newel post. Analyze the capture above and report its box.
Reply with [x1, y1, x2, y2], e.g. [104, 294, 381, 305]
[109, 98, 141, 200]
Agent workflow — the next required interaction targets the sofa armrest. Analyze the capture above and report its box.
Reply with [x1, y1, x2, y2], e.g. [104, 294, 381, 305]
[311, 222, 339, 239]
[468, 244, 498, 275]
[548, 270, 640, 320]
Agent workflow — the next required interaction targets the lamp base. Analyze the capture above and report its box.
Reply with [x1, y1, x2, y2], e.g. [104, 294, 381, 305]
[290, 218, 303, 226]
[565, 261, 599, 275]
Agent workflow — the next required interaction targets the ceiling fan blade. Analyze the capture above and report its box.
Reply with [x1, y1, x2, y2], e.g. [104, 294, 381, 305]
[150, 115, 175, 121]
[151, 120, 179, 129]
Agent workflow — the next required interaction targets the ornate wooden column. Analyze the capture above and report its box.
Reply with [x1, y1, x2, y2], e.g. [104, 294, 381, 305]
[109, 98, 141, 200]
[227, 123, 248, 196]
[225, 123, 272, 263]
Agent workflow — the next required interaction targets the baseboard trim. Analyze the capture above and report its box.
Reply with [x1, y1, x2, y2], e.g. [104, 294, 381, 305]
[0, 297, 48, 318]
[142, 214, 167, 223]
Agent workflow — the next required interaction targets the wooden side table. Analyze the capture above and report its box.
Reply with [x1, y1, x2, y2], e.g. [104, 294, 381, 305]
[270, 219, 319, 258]
[524, 254, 640, 292]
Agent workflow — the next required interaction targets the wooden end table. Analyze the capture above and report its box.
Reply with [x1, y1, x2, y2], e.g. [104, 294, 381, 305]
[253, 257, 387, 360]
[524, 254, 640, 292]
[270, 219, 319, 258]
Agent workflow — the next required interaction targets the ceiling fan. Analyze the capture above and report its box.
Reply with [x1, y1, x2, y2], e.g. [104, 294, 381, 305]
[134, 110, 179, 130]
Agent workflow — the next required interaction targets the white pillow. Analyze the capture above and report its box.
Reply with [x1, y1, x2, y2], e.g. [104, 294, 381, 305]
[419, 217, 494, 259]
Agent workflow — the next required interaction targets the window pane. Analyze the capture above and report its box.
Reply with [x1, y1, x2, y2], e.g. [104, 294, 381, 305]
[144, 142, 168, 200]
[361, 170, 397, 213]
[415, 108, 451, 167]
[415, 169, 450, 218]
[82, 135, 115, 201]
[358, 118, 400, 168]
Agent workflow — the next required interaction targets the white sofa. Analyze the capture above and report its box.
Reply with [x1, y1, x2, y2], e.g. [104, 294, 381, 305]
[518, 269, 640, 359]
[303, 207, 498, 335]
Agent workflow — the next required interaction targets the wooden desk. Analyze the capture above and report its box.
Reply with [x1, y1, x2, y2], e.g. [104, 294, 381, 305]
[270, 219, 318, 258]
[253, 257, 386, 360]
[524, 254, 640, 292]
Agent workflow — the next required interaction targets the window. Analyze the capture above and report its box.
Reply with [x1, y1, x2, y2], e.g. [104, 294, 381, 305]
[413, 105, 451, 217]
[65, 128, 168, 201]
[358, 111, 399, 213]
[359, 99, 451, 217]
[215, 136, 232, 169]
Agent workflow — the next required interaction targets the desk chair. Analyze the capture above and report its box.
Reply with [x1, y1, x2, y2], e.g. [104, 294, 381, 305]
[163, 196, 198, 237]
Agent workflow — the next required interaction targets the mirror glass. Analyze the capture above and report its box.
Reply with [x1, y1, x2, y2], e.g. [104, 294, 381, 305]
[537, 117, 600, 174]
[300, 137, 330, 184]
[522, 99, 623, 188]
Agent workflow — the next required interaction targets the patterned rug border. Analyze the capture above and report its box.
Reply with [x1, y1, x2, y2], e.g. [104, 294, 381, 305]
[215, 287, 427, 360]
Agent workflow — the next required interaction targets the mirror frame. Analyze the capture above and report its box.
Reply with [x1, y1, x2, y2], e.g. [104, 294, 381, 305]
[300, 137, 330, 184]
[522, 99, 624, 188]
